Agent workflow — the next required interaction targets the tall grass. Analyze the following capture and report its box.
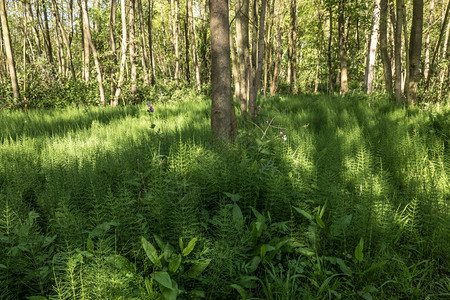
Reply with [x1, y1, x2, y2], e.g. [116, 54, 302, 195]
[0, 95, 448, 299]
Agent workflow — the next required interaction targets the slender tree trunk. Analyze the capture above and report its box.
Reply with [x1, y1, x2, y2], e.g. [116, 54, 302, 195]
[406, 0, 423, 104]
[81, 0, 90, 81]
[81, 0, 105, 106]
[270, 26, 282, 96]
[364, 0, 381, 94]
[184, 0, 190, 84]
[395, 0, 404, 101]
[137, 0, 150, 85]
[327, 5, 334, 95]
[380, 0, 393, 92]
[230, 29, 240, 99]
[0, 0, 20, 102]
[249, 0, 267, 114]
[42, 0, 53, 64]
[174, 0, 181, 81]
[235, 0, 250, 117]
[190, 0, 201, 91]
[249, 0, 257, 115]
[263, 0, 274, 97]
[210, 0, 237, 140]
[338, 0, 348, 95]
[425, 0, 449, 91]
[51, 0, 76, 80]
[109, 0, 118, 98]
[423, 0, 434, 81]
[148, 0, 155, 85]
[129, 0, 137, 98]
[287, 0, 297, 92]
[113, 0, 128, 106]
[402, 0, 409, 93]
[27, 1, 42, 57]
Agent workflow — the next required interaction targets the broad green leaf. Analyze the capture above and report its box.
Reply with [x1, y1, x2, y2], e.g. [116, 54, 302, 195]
[319, 200, 327, 218]
[230, 284, 248, 299]
[186, 259, 211, 278]
[169, 254, 182, 274]
[105, 254, 135, 274]
[232, 203, 244, 228]
[160, 285, 178, 300]
[182, 237, 197, 257]
[224, 192, 241, 203]
[315, 214, 326, 228]
[330, 214, 353, 237]
[355, 238, 364, 263]
[152, 271, 173, 289]
[0, 264, 6, 269]
[153, 235, 166, 251]
[142, 236, 162, 268]
[293, 206, 313, 221]
[248, 256, 261, 273]
[260, 244, 266, 259]
[179, 237, 184, 252]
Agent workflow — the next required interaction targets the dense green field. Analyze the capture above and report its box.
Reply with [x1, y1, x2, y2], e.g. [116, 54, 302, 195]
[0, 95, 449, 299]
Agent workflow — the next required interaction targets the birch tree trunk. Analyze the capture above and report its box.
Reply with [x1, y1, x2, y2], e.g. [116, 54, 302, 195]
[235, 0, 250, 117]
[109, 0, 118, 97]
[129, 0, 137, 98]
[184, 0, 190, 84]
[137, 0, 150, 85]
[364, 0, 381, 94]
[190, 0, 201, 91]
[148, 0, 155, 85]
[338, 0, 348, 95]
[81, 0, 105, 106]
[0, 0, 20, 102]
[287, 0, 297, 92]
[395, 0, 404, 101]
[423, 0, 434, 81]
[113, 0, 128, 106]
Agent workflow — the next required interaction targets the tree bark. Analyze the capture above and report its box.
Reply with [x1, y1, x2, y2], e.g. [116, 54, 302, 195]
[395, 0, 403, 101]
[129, 0, 137, 98]
[109, 0, 118, 98]
[137, 0, 150, 85]
[189, 0, 201, 91]
[41, 0, 53, 65]
[81, 0, 105, 106]
[270, 26, 282, 96]
[287, 0, 297, 92]
[338, 0, 348, 95]
[235, 0, 250, 117]
[249, 0, 267, 114]
[423, 0, 434, 81]
[0, 0, 20, 102]
[148, 0, 155, 85]
[364, 0, 381, 94]
[113, 0, 128, 106]
[184, 0, 190, 84]
[406, 0, 423, 104]
[210, 0, 237, 140]
[380, 0, 393, 92]
[327, 5, 334, 95]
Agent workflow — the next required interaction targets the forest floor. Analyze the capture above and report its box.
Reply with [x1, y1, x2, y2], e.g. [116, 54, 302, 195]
[0, 94, 449, 299]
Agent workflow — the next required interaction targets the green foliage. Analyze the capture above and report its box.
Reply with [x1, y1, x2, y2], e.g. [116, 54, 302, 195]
[0, 94, 449, 299]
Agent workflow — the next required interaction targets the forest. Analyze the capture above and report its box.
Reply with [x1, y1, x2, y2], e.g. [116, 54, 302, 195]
[0, 0, 449, 299]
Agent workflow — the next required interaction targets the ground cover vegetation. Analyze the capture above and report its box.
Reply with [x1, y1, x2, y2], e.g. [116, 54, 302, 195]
[0, 94, 448, 299]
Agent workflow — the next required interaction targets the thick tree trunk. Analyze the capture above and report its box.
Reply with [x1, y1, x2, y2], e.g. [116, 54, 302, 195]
[364, 0, 381, 94]
[0, 0, 20, 102]
[338, 0, 348, 95]
[406, 0, 423, 104]
[113, 0, 128, 106]
[380, 0, 393, 92]
[210, 0, 237, 140]
[81, 0, 105, 106]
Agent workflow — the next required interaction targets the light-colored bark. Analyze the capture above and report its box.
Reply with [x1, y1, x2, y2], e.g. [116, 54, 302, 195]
[137, 0, 150, 85]
[380, 0, 393, 92]
[81, 0, 105, 106]
[423, 0, 434, 81]
[395, 0, 403, 101]
[364, 0, 381, 94]
[109, 0, 118, 98]
[129, 0, 137, 98]
[235, 0, 250, 117]
[148, 0, 155, 85]
[338, 0, 348, 95]
[113, 0, 128, 106]
[0, 0, 20, 102]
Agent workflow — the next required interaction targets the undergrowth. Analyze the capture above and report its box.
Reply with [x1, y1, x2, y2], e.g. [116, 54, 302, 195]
[0, 94, 448, 299]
